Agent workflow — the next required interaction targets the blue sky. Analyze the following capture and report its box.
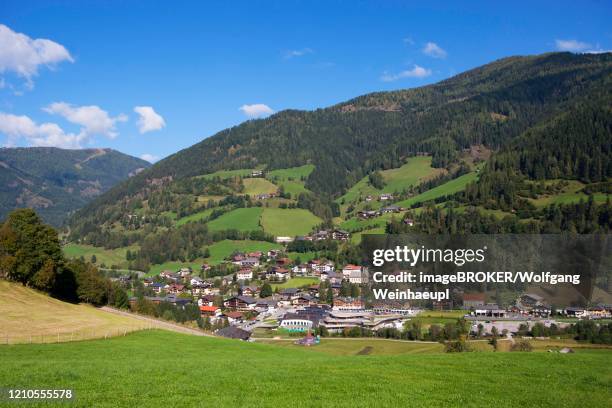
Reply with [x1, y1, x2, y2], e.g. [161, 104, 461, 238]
[0, 1, 610, 162]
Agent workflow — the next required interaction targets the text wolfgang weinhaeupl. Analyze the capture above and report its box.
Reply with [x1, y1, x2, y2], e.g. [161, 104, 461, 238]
[369, 245, 581, 301]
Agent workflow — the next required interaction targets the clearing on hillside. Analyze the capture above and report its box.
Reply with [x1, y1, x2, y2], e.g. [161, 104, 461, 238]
[395, 170, 479, 208]
[63, 244, 138, 269]
[206, 207, 263, 232]
[242, 178, 278, 196]
[175, 208, 215, 226]
[0, 281, 147, 343]
[266, 165, 315, 197]
[260, 208, 321, 237]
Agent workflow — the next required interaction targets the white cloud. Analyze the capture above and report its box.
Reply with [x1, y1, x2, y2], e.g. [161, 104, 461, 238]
[422, 42, 447, 58]
[239, 104, 274, 118]
[380, 65, 432, 82]
[140, 153, 159, 163]
[43, 102, 127, 139]
[134, 106, 165, 134]
[0, 112, 85, 149]
[0, 24, 73, 89]
[403, 37, 415, 45]
[555, 39, 592, 52]
[284, 48, 313, 59]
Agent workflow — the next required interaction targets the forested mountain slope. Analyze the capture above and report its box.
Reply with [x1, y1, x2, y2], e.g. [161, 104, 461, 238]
[0, 147, 149, 225]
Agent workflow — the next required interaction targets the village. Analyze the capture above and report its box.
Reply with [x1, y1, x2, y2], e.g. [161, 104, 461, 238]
[117, 243, 612, 343]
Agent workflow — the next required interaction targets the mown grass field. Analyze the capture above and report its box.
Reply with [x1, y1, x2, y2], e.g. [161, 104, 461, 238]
[63, 244, 137, 269]
[0, 281, 148, 344]
[175, 208, 215, 226]
[338, 157, 442, 207]
[0, 330, 610, 407]
[207, 207, 263, 232]
[260, 208, 321, 237]
[396, 170, 480, 208]
[242, 178, 278, 195]
[527, 180, 610, 207]
[266, 165, 314, 196]
[147, 260, 206, 276]
[205, 239, 281, 264]
[270, 277, 319, 289]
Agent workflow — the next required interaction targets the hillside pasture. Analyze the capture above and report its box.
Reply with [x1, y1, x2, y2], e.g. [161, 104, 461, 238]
[260, 208, 321, 237]
[175, 208, 215, 226]
[242, 178, 278, 196]
[0, 281, 148, 344]
[395, 170, 479, 208]
[63, 244, 137, 269]
[206, 207, 263, 232]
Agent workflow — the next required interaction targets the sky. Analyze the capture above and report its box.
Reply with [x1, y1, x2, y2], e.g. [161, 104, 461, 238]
[0, 1, 610, 163]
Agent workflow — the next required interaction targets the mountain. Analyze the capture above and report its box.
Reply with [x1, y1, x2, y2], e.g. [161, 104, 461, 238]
[64, 52, 611, 271]
[0, 147, 150, 225]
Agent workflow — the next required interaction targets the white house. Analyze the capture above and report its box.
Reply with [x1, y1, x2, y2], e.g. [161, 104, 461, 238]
[236, 268, 253, 281]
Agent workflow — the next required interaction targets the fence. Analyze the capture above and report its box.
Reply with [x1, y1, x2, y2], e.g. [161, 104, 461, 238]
[0, 323, 163, 345]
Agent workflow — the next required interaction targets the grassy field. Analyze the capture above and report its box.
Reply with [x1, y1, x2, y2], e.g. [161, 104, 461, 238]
[242, 178, 278, 195]
[256, 337, 445, 355]
[270, 277, 319, 289]
[350, 227, 387, 244]
[63, 244, 137, 269]
[338, 157, 443, 207]
[207, 207, 263, 232]
[260, 208, 321, 237]
[147, 260, 206, 276]
[197, 168, 254, 179]
[0, 330, 610, 407]
[175, 208, 215, 227]
[528, 180, 610, 207]
[266, 165, 314, 197]
[205, 239, 282, 265]
[0, 281, 148, 344]
[396, 170, 480, 208]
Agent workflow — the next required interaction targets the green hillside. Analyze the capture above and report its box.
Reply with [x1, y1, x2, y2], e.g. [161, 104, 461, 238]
[207, 207, 263, 232]
[260, 208, 322, 236]
[0, 147, 149, 225]
[396, 170, 480, 208]
[0, 330, 610, 407]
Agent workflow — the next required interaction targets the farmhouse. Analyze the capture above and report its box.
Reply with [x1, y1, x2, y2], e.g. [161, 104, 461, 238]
[199, 305, 221, 317]
[333, 297, 365, 311]
[223, 295, 257, 311]
[463, 293, 486, 309]
[236, 268, 253, 281]
[216, 326, 251, 341]
[292, 264, 310, 276]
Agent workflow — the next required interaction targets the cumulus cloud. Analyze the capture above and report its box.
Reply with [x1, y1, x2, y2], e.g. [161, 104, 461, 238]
[134, 106, 165, 134]
[380, 65, 432, 82]
[0, 24, 73, 89]
[140, 153, 159, 163]
[555, 39, 592, 52]
[0, 112, 85, 149]
[43, 102, 127, 139]
[239, 104, 274, 118]
[284, 48, 313, 59]
[422, 42, 447, 58]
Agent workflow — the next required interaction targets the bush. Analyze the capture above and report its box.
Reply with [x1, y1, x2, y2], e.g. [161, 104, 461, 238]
[510, 340, 533, 352]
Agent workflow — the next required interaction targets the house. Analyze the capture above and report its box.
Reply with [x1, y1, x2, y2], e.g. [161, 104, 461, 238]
[267, 249, 281, 259]
[273, 267, 290, 280]
[239, 285, 259, 297]
[342, 265, 362, 279]
[251, 170, 263, 177]
[216, 326, 251, 341]
[160, 270, 179, 281]
[379, 193, 393, 201]
[279, 288, 299, 300]
[178, 267, 191, 277]
[530, 305, 552, 318]
[563, 307, 587, 318]
[276, 257, 292, 267]
[200, 305, 221, 317]
[333, 297, 364, 311]
[403, 218, 414, 227]
[165, 283, 185, 294]
[380, 205, 401, 214]
[236, 268, 253, 281]
[320, 270, 340, 283]
[223, 295, 257, 311]
[309, 259, 334, 274]
[292, 264, 310, 276]
[462, 293, 486, 309]
[198, 295, 216, 307]
[223, 311, 246, 324]
[239, 257, 260, 268]
[357, 210, 379, 219]
[275, 236, 294, 243]
[247, 251, 263, 259]
[255, 298, 278, 313]
[292, 294, 315, 307]
[331, 229, 350, 241]
[190, 276, 204, 286]
[518, 293, 545, 309]
[473, 304, 507, 318]
[150, 282, 164, 294]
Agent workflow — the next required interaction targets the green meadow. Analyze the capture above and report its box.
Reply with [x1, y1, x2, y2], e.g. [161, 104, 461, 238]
[63, 244, 137, 268]
[270, 277, 319, 289]
[242, 178, 278, 195]
[175, 208, 215, 226]
[260, 208, 321, 237]
[396, 170, 479, 208]
[207, 207, 263, 232]
[0, 330, 610, 407]
[266, 165, 314, 196]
